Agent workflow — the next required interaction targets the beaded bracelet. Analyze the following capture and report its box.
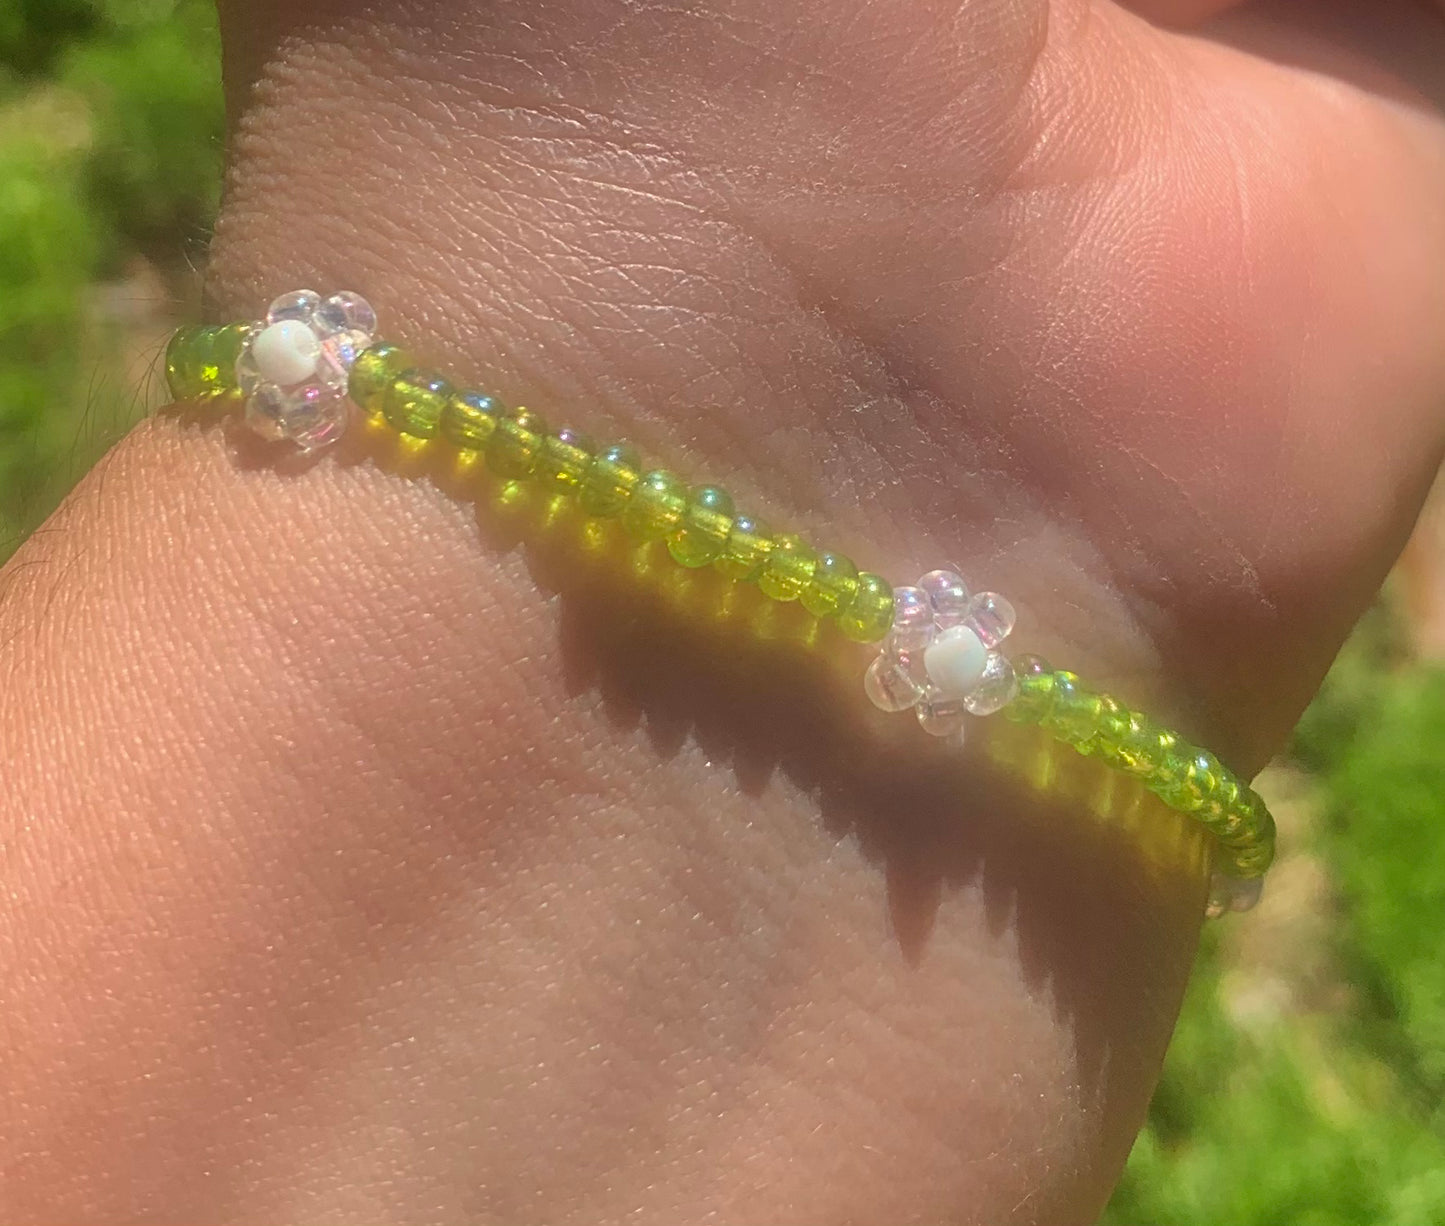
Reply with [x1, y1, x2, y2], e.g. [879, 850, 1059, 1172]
[163, 290, 1275, 916]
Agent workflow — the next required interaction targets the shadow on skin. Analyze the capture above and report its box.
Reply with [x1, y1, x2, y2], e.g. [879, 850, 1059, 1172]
[17, 399, 1211, 1218]
[215, 406, 1212, 1122]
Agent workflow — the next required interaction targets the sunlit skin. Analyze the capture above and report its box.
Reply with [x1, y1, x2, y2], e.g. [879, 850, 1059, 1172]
[2, 1, 1444, 1222]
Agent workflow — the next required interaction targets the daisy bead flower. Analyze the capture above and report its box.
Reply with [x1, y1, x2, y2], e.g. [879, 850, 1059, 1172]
[863, 569, 1018, 738]
[236, 289, 378, 451]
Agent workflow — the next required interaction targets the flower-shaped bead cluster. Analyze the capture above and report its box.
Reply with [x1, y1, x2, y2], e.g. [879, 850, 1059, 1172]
[864, 569, 1018, 738]
[236, 290, 378, 451]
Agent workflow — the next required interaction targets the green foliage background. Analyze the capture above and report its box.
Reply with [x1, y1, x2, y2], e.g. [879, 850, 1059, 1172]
[2, 2, 1442, 1220]
[0, 0, 220, 552]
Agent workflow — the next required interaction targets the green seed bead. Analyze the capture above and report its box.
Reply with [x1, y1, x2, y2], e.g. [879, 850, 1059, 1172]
[1203, 775, 1244, 832]
[1150, 746, 1196, 815]
[1090, 695, 1132, 767]
[165, 325, 207, 400]
[800, 551, 860, 619]
[208, 324, 250, 399]
[668, 485, 735, 568]
[1190, 750, 1223, 806]
[757, 534, 817, 603]
[1200, 797, 1245, 843]
[1154, 748, 1215, 814]
[1117, 713, 1171, 778]
[1006, 656, 1056, 720]
[1229, 840, 1273, 878]
[1242, 792, 1277, 846]
[622, 470, 688, 540]
[165, 324, 248, 402]
[536, 428, 595, 489]
[1048, 670, 1079, 708]
[487, 406, 548, 479]
[349, 343, 411, 417]
[439, 390, 503, 450]
[1045, 675, 1103, 748]
[578, 443, 642, 517]
[1214, 783, 1260, 844]
[714, 514, 773, 582]
[836, 572, 894, 642]
[1133, 718, 1183, 784]
[383, 368, 452, 438]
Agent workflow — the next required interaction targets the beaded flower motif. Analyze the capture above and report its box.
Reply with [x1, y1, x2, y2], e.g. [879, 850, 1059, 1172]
[236, 290, 378, 451]
[864, 569, 1018, 739]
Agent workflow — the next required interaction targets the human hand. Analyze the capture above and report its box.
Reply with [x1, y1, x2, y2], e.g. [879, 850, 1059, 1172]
[4, 1, 1443, 1222]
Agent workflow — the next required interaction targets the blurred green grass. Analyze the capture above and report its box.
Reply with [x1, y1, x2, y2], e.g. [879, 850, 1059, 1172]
[3, 3, 1443, 1221]
[0, 0, 220, 554]
[1106, 602, 1445, 1225]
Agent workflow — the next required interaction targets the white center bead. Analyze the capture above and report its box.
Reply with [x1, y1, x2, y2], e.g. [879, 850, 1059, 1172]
[252, 319, 321, 386]
[923, 624, 988, 698]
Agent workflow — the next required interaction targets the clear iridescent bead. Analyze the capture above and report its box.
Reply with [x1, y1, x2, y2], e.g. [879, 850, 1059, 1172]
[863, 564, 1018, 732]
[888, 584, 934, 653]
[917, 687, 969, 738]
[266, 289, 322, 325]
[243, 383, 290, 442]
[235, 289, 377, 452]
[246, 383, 349, 451]
[316, 329, 371, 390]
[1205, 873, 1264, 918]
[965, 592, 1016, 648]
[236, 342, 265, 397]
[920, 568, 970, 627]
[312, 291, 377, 337]
[962, 651, 1018, 715]
[864, 654, 924, 713]
[895, 647, 929, 688]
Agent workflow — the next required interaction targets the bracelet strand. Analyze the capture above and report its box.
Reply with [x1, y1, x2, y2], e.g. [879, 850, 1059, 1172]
[163, 294, 1275, 914]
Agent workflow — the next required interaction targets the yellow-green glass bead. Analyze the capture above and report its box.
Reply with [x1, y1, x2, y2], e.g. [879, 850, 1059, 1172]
[623, 470, 688, 540]
[757, 534, 817, 603]
[836, 572, 894, 642]
[165, 324, 248, 402]
[165, 325, 207, 400]
[1123, 714, 1181, 782]
[668, 485, 735, 568]
[1229, 841, 1273, 878]
[1202, 776, 1244, 832]
[1189, 751, 1223, 805]
[1241, 792, 1276, 846]
[1089, 695, 1132, 766]
[383, 368, 452, 438]
[1153, 748, 1215, 814]
[714, 514, 773, 582]
[1006, 656, 1056, 720]
[487, 406, 548, 479]
[800, 551, 860, 619]
[536, 428, 595, 489]
[349, 343, 411, 417]
[1208, 780, 1242, 826]
[1048, 670, 1079, 711]
[439, 390, 502, 450]
[578, 443, 641, 517]
[1147, 753, 1184, 802]
[1217, 785, 1258, 843]
[1117, 713, 1166, 777]
[207, 324, 250, 399]
[1045, 676, 1104, 748]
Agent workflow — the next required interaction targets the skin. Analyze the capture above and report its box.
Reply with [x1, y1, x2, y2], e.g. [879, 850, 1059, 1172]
[2, 0, 1444, 1221]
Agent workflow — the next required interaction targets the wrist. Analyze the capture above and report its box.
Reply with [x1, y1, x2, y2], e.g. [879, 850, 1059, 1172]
[208, 1, 1250, 765]
[3, 3, 1254, 1221]
[0, 405, 1205, 1224]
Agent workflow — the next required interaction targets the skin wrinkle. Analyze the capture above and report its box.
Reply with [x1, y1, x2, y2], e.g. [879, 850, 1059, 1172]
[225, 31, 1115, 688]
[3, 0, 1445, 1222]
